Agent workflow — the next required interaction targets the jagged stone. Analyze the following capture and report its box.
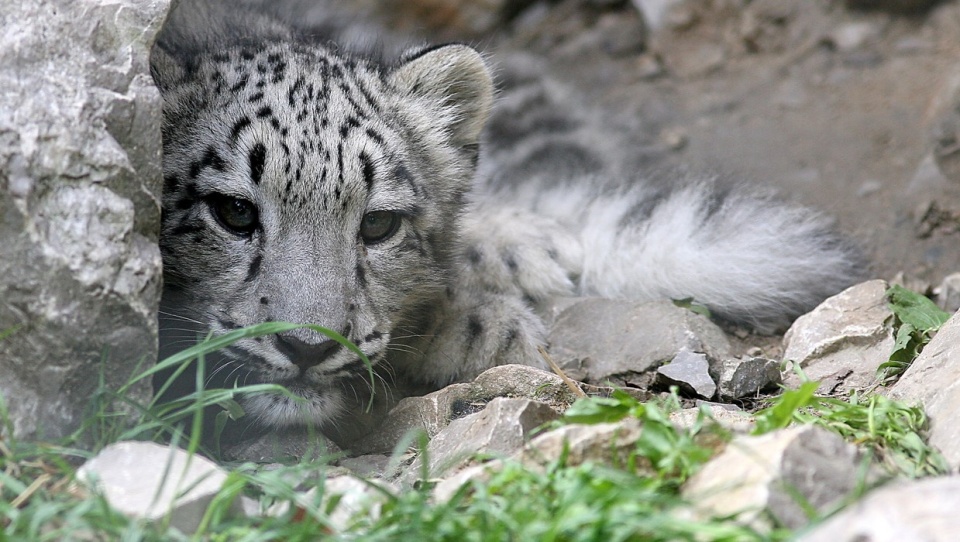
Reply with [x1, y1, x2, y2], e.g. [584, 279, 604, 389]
[219, 425, 341, 463]
[257, 476, 397, 532]
[432, 417, 648, 502]
[0, 0, 166, 441]
[934, 272, 960, 313]
[670, 405, 756, 434]
[350, 364, 577, 455]
[845, 0, 944, 13]
[337, 454, 396, 479]
[889, 311, 960, 470]
[318, 476, 397, 532]
[78, 441, 238, 534]
[682, 425, 871, 532]
[781, 280, 894, 394]
[656, 349, 717, 399]
[409, 397, 559, 479]
[797, 476, 960, 542]
[716, 356, 782, 400]
[515, 417, 647, 471]
[548, 298, 732, 384]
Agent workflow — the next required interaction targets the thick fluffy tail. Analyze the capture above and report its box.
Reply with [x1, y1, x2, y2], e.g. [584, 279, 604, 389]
[508, 172, 864, 333]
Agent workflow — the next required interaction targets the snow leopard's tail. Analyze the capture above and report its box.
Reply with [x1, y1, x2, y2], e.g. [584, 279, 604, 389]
[501, 174, 865, 332]
[479, 55, 864, 333]
[544, 174, 864, 333]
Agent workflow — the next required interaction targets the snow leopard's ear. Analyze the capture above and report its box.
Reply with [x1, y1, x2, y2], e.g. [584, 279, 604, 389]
[390, 44, 494, 149]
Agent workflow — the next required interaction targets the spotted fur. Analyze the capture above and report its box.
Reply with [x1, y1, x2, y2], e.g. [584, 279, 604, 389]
[153, 4, 862, 428]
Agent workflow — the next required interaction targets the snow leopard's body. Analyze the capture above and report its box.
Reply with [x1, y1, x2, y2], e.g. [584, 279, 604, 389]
[153, 2, 862, 428]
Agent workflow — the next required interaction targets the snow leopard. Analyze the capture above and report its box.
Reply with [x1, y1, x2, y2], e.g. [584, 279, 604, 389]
[152, 2, 863, 428]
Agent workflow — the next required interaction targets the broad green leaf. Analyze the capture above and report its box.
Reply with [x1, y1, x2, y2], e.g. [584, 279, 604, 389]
[887, 285, 951, 332]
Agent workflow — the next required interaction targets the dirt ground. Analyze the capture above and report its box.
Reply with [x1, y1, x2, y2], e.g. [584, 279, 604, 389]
[273, 0, 960, 286]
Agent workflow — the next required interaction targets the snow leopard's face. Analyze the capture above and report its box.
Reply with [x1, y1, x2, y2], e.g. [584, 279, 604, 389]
[152, 42, 493, 426]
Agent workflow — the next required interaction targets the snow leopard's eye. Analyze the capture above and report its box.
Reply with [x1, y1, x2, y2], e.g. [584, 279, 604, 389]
[360, 211, 401, 245]
[210, 195, 258, 235]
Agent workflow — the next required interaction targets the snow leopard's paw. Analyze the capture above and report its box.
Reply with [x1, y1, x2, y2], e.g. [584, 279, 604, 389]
[459, 206, 583, 302]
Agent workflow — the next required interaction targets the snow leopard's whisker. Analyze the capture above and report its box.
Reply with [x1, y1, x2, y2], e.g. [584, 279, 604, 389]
[158, 309, 206, 326]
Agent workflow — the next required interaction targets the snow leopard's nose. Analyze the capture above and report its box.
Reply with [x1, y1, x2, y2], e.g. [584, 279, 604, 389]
[275, 330, 344, 373]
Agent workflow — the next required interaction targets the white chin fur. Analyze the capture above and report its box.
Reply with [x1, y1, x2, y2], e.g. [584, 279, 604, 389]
[241, 387, 345, 427]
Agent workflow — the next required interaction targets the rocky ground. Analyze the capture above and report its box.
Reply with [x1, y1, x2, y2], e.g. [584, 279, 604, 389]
[81, 279, 960, 539]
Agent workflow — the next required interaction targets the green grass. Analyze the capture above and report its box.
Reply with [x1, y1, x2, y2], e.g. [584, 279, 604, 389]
[752, 381, 948, 478]
[877, 285, 951, 384]
[0, 325, 948, 541]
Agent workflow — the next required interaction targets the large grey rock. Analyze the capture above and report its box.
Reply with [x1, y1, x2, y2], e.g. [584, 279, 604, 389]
[351, 364, 577, 455]
[782, 280, 894, 394]
[260, 476, 398, 533]
[78, 441, 238, 534]
[219, 425, 341, 463]
[889, 311, 960, 470]
[669, 404, 756, 434]
[683, 425, 871, 532]
[514, 417, 646, 471]
[432, 417, 647, 501]
[798, 476, 960, 542]
[411, 397, 559, 479]
[548, 298, 732, 384]
[0, 0, 167, 440]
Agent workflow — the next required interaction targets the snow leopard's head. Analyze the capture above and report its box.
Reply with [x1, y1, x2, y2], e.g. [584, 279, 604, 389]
[152, 38, 493, 427]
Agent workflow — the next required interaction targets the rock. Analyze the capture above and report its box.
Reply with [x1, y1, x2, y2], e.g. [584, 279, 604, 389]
[844, 0, 944, 13]
[410, 397, 559, 479]
[432, 417, 647, 502]
[929, 65, 960, 185]
[827, 22, 880, 53]
[0, 0, 166, 441]
[797, 476, 960, 542]
[934, 272, 960, 313]
[716, 357, 781, 400]
[369, 0, 538, 40]
[78, 441, 238, 534]
[781, 280, 894, 394]
[515, 418, 646, 471]
[655, 350, 717, 399]
[259, 476, 397, 532]
[337, 454, 396, 479]
[318, 476, 397, 533]
[631, 0, 686, 30]
[350, 364, 577, 455]
[670, 405, 756, 434]
[548, 298, 731, 384]
[683, 425, 872, 532]
[219, 425, 341, 463]
[889, 311, 960, 470]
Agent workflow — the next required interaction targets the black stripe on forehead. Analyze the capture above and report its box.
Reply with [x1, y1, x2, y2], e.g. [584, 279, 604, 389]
[360, 152, 375, 190]
[230, 116, 251, 145]
[249, 143, 267, 185]
[188, 146, 226, 179]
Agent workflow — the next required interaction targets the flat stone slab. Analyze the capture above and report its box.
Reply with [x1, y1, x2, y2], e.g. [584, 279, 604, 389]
[798, 476, 960, 542]
[350, 364, 577, 455]
[683, 425, 869, 531]
[549, 298, 732, 383]
[78, 441, 237, 534]
[889, 310, 960, 470]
